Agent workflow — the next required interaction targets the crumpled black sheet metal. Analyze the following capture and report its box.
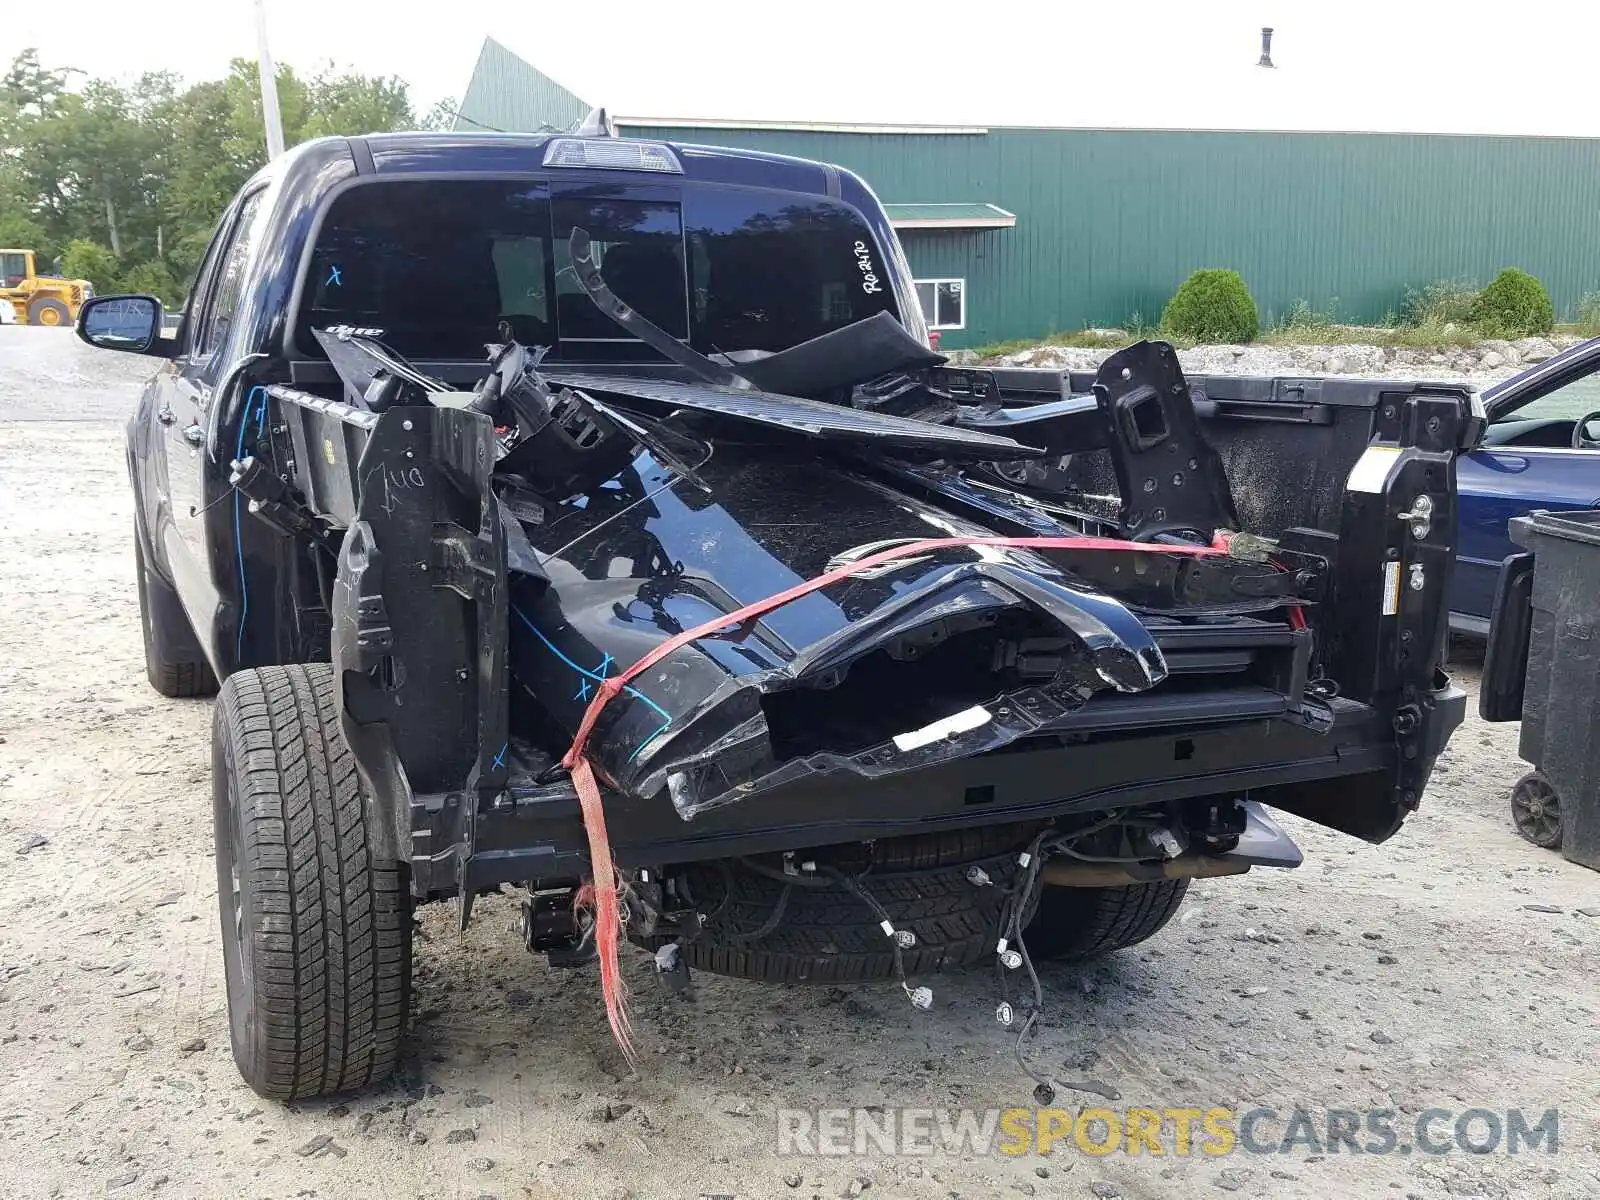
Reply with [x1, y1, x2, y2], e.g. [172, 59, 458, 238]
[542, 371, 1044, 460]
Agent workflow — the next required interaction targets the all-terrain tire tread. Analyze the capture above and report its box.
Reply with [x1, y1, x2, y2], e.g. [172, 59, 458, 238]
[664, 831, 1039, 984]
[134, 532, 218, 698]
[217, 663, 408, 1100]
[151, 658, 218, 698]
[1024, 878, 1189, 962]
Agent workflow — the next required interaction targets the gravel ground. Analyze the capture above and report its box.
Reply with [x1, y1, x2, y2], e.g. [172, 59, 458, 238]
[2, 327, 1599, 1200]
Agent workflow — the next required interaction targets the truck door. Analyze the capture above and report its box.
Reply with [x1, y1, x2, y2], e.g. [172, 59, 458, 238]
[1454, 448, 1599, 622]
[159, 189, 268, 645]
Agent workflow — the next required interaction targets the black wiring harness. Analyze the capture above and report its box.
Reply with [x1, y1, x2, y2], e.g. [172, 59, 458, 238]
[655, 811, 1167, 1103]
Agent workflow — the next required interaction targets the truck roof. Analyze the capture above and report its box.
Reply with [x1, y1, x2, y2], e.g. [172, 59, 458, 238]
[256, 131, 888, 226]
[365, 130, 851, 190]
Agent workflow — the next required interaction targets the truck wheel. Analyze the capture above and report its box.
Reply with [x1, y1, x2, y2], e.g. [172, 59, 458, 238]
[1510, 771, 1563, 849]
[26, 296, 70, 326]
[1023, 879, 1189, 962]
[213, 663, 412, 1100]
[134, 533, 217, 697]
[665, 828, 1039, 985]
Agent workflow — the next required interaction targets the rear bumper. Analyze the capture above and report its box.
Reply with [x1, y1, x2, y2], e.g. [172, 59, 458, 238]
[407, 678, 1465, 899]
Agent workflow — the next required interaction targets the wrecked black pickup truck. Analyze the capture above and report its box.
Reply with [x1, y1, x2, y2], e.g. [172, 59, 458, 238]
[80, 130, 1471, 1102]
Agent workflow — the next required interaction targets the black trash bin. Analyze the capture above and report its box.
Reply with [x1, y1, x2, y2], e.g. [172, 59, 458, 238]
[1502, 509, 1600, 870]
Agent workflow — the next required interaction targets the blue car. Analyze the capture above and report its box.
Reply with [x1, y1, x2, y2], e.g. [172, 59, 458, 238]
[1452, 339, 1600, 634]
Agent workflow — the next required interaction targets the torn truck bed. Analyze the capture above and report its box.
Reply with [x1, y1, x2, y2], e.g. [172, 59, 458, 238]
[271, 328, 1328, 825]
[236, 327, 1466, 899]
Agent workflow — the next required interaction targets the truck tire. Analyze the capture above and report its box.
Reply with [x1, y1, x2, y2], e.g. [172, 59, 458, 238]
[1023, 879, 1189, 962]
[665, 825, 1040, 985]
[26, 296, 70, 326]
[134, 533, 217, 697]
[213, 663, 411, 1100]
[859, 821, 1046, 872]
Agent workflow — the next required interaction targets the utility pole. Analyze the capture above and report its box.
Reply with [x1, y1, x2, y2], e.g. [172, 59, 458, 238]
[253, 0, 286, 160]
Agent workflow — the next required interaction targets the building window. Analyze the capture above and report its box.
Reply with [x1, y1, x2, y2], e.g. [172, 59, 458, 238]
[914, 278, 965, 330]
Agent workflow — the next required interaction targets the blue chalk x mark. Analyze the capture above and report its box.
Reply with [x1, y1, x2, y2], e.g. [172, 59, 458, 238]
[511, 607, 672, 761]
[574, 678, 592, 702]
[491, 742, 508, 772]
[325, 264, 342, 287]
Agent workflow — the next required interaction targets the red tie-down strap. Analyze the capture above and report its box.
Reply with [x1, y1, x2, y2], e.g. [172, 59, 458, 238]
[562, 532, 1249, 1063]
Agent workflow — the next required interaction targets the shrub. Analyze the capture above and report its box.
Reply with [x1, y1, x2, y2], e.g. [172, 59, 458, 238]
[1576, 293, 1600, 338]
[59, 240, 121, 294]
[1162, 269, 1259, 343]
[1399, 279, 1478, 328]
[1470, 268, 1554, 336]
[1275, 297, 1338, 335]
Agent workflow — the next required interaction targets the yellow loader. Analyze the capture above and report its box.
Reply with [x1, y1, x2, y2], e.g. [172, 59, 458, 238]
[1, 249, 94, 326]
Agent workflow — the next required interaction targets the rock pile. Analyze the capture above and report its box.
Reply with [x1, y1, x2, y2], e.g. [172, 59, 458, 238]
[952, 334, 1578, 384]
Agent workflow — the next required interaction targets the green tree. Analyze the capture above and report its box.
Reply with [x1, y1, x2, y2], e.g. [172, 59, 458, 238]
[118, 258, 181, 305]
[0, 209, 49, 255]
[419, 96, 460, 130]
[0, 48, 73, 128]
[0, 49, 424, 298]
[301, 66, 413, 138]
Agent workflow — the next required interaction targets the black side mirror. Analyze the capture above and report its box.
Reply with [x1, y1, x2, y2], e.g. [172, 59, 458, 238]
[76, 294, 172, 355]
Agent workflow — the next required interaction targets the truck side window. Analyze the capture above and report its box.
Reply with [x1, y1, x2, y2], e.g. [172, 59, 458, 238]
[2, 252, 26, 287]
[195, 191, 266, 363]
[172, 212, 233, 356]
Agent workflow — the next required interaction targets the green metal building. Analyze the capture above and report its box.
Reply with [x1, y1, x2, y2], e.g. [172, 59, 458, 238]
[458, 37, 1600, 350]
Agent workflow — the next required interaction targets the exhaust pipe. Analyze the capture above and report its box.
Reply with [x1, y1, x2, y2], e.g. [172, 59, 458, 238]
[1257, 27, 1276, 68]
[1041, 855, 1250, 888]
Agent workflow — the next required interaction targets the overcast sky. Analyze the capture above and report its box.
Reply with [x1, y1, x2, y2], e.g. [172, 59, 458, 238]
[8, 1, 1599, 135]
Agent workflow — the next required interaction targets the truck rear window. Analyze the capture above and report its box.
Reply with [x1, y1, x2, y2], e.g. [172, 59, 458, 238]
[297, 178, 899, 361]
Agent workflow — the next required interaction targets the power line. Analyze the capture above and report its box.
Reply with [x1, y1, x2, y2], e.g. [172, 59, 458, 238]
[446, 107, 509, 134]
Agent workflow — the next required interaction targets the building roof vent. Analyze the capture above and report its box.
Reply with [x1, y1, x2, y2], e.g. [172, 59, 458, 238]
[1257, 27, 1276, 69]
